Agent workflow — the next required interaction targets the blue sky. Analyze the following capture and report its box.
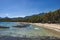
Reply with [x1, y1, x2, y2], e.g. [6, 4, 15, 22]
[0, 0, 60, 18]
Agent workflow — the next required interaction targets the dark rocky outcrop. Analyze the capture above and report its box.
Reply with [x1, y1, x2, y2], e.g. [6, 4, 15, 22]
[0, 26, 9, 28]
[13, 24, 30, 28]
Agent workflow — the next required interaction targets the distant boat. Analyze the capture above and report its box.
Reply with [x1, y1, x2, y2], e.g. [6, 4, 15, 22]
[0, 26, 9, 28]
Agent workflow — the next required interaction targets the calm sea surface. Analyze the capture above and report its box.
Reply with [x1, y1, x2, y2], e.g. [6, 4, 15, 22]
[0, 22, 60, 37]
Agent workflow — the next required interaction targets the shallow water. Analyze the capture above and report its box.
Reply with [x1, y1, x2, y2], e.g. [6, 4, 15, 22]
[0, 22, 60, 37]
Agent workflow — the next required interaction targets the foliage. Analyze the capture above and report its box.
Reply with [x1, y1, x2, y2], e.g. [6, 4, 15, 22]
[0, 9, 60, 23]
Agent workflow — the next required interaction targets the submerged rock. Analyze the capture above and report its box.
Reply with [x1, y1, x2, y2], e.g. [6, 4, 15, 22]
[0, 26, 9, 28]
[13, 24, 30, 28]
[34, 28, 39, 30]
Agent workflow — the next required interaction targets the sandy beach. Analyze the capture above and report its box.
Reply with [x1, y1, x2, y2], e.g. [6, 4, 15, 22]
[30, 23, 60, 32]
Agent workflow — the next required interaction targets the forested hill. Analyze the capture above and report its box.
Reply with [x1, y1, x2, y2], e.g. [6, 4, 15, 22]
[24, 9, 60, 23]
[0, 9, 60, 23]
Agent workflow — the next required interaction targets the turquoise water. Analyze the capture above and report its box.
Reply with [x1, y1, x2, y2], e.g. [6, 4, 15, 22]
[0, 22, 60, 37]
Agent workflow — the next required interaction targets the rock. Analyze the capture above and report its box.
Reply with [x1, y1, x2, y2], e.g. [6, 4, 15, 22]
[0, 26, 9, 28]
[13, 24, 30, 28]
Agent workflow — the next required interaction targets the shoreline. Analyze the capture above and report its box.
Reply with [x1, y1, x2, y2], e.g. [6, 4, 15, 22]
[30, 23, 60, 32]
[19, 22, 60, 33]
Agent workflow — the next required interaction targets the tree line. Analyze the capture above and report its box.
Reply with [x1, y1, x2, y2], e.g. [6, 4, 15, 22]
[0, 9, 60, 23]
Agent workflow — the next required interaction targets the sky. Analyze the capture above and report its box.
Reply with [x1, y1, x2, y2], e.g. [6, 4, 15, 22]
[0, 0, 60, 18]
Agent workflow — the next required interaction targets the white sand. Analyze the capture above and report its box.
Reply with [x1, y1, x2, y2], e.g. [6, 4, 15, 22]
[31, 23, 60, 32]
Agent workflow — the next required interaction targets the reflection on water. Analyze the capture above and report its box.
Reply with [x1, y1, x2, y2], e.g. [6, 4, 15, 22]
[0, 22, 60, 38]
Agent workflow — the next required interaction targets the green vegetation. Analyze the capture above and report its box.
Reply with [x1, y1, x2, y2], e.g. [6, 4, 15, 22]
[0, 9, 60, 23]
